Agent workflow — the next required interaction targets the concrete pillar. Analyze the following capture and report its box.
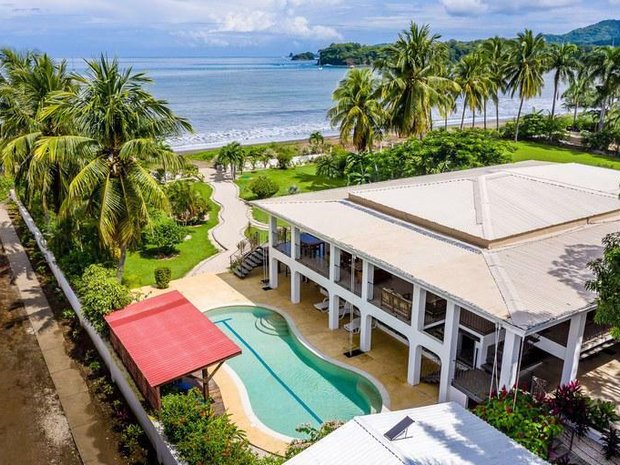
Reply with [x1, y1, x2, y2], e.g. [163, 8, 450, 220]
[291, 270, 301, 304]
[361, 260, 374, 301]
[412, 285, 426, 331]
[477, 332, 496, 369]
[407, 343, 423, 385]
[328, 293, 339, 330]
[292, 227, 300, 260]
[360, 312, 373, 352]
[268, 215, 278, 247]
[269, 256, 279, 289]
[439, 301, 460, 402]
[329, 244, 340, 282]
[499, 329, 522, 390]
[561, 312, 587, 385]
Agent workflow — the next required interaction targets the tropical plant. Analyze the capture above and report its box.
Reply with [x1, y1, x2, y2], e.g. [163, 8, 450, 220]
[480, 37, 509, 130]
[216, 141, 244, 179]
[76, 264, 134, 333]
[308, 131, 325, 153]
[143, 215, 185, 256]
[502, 111, 568, 142]
[603, 428, 620, 459]
[454, 52, 491, 128]
[547, 380, 591, 436]
[315, 152, 347, 179]
[166, 181, 209, 225]
[248, 175, 279, 199]
[327, 68, 384, 152]
[285, 421, 344, 459]
[376, 23, 456, 138]
[585, 46, 620, 131]
[547, 43, 578, 119]
[276, 151, 293, 169]
[562, 63, 596, 128]
[35, 56, 191, 280]
[154, 267, 171, 289]
[0, 50, 77, 214]
[587, 232, 620, 339]
[505, 29, 548, 141]
[344, 152, 375, 185]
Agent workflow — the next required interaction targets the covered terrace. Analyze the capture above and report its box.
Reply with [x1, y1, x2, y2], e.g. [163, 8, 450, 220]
[105, 290, 242, 409]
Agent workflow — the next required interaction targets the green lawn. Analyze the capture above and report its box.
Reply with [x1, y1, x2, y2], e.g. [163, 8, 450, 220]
[511, 141, 620, 170]
[123, 182, 220, 289]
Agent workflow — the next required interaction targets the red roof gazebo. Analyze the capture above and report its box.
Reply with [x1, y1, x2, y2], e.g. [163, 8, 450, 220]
[105, 290, 241, 409]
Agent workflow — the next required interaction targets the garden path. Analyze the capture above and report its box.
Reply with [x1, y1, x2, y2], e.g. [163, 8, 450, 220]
[190, 166, 265, 275]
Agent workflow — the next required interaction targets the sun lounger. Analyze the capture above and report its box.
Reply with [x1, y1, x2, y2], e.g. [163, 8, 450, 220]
[313, 298, 329, 311]
[313, 299, 350, 319]
[344, 316, 377, 333]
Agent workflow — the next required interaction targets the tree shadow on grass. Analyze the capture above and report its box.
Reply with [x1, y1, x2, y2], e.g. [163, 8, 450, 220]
[291, 172, 345, 192]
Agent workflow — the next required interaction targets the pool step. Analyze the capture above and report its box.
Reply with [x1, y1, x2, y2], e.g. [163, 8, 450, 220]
[256, 314, 289, 336]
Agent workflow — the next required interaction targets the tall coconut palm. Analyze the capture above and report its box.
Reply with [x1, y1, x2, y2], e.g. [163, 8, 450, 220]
[585, 46, 620, 131]
[505, 29, 548, 141]
[327, 68, 384, 152]
[480, 37, 508, 130]
[547, 43, 578, 119]
[0, 51, 76, 213]
[37, 56, 192, 280]
[216, 141, 245, 179]
[376, 22, 456, 138]
[454, 53, 491, 129]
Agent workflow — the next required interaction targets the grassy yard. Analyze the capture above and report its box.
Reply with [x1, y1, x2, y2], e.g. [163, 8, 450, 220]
[123, 182, 220, 289]
[512, 141, 620, 170]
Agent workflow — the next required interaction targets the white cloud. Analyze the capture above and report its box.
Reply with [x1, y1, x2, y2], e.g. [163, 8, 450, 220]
[440, 0, 488, 16]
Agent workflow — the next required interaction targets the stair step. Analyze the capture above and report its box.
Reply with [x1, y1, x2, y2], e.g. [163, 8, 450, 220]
[233, 269, 247, 279]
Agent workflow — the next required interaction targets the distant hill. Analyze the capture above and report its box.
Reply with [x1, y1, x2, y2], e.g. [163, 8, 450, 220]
[545, 20, 620, 46]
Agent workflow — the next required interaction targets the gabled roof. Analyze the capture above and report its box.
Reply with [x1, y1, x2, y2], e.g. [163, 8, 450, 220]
[105, 290, 241, 387]
[255, 162, 620, 330]
[285, 402, 549, 465]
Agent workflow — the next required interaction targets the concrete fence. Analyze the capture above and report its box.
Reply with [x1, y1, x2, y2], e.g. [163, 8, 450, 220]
[10, 192, 180, 465]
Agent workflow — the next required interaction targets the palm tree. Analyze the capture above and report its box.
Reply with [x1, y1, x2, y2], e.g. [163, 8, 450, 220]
[0, 50, 76, 214]
[454, 53, 491, 129]
[505, 29, 548, 141]
[167, 181, 209, 225]
[376, 22, 456, 138]
[547, 43, 578, 119]
[216, 141, 245, 179]
[562, 62, 595, 127]
[480, 37, 508, 130]
[585, 46, 620, 131]
[327, 68, 384, 152]
[37, 56, 191, 280]
[308, 131, 325, 153]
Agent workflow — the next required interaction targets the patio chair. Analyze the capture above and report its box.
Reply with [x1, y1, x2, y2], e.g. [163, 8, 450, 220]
[344, 317, 361, 334]
[313, 298, 329, 311]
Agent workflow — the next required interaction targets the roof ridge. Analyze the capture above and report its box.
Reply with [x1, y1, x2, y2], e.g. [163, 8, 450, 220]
[474, 175, 495, 239]
[504, 170, 619, 199]
[482, 251, 526, 324]
[353, 417, 407, 465]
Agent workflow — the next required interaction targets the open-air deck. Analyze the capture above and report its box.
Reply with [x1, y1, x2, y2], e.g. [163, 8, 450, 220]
[296, 232, 329, 277]
[336, 251, 362, 296]
[369, 270, 413, 324]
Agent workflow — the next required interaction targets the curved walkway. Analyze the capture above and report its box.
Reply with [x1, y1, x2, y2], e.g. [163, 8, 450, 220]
[190, 166, 266, 275]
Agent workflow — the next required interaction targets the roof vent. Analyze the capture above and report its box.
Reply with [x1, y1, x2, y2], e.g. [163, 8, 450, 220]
[384, 416, 414, 441]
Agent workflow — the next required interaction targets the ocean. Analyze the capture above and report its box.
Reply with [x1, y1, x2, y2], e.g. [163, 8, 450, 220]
[68, 56, 562, 151]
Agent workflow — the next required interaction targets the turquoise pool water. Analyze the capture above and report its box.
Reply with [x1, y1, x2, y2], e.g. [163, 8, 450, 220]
[207, 306, 383, 438]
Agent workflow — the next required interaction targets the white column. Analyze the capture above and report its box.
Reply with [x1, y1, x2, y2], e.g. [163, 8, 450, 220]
[328, 293, 339, 330]
[361, 260, 373, 301]
[360, 312, 373, 352]
[439, 301, 460, 402]
[291, 227, 300, 260]
[561, 312, 587, 385]
[269, 256, 279, 289]
[477, 332, 496, 369]
[291, 270, 301, 304]
[499, 329, 522, 390]
[407, 343, 423, 385]
[329, 244, 340, 282]
[412, 285, 426, 331]
[268, 215, 278, 247]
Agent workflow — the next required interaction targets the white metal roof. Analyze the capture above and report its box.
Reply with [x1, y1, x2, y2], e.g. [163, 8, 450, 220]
[285, 402, 549, 465]
[255, 162, 620, 330]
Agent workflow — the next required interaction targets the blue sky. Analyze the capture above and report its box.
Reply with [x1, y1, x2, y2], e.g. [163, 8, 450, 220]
[0, 0, 617, 57]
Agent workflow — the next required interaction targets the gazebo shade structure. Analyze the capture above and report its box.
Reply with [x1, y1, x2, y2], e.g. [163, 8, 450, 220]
[105, 290, 241, 409]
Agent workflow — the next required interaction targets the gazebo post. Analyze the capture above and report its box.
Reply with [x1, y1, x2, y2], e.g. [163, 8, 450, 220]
[202, 367, 209, 401]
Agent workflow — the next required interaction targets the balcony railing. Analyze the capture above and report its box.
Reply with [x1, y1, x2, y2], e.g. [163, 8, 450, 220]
[370, 287, 412, 324]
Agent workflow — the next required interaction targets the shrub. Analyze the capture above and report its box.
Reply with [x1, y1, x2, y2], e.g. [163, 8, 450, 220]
[154, 267, 171, 289]
[582, 127, 620, 154]
[76, 264, 134, 333]
[502, 112, 569, 142]
[0, 175, 13, 201]
[167, 181, 209, 225]
[120, 424, 149, 464]
[276, 151, 293, 169]
[144, 216, 185, 255]
[547, 380, 590, 436]
[588, 398, 619, 432]
[285, 421, 343, 459]
[249, 176, 279, 199]
[603, 428, 620, 460]
[474, 388, 563, 459]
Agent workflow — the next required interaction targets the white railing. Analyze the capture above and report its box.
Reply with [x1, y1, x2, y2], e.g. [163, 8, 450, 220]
[10, 191, 179, 465]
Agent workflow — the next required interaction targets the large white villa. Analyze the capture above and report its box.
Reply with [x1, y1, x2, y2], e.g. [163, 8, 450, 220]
[254, 161, 619, 406]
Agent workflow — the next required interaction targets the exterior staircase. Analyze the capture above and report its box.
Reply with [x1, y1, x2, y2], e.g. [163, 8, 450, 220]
[231, 246, 265, 279]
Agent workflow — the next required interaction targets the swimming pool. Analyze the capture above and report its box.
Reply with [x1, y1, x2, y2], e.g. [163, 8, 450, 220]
[207, 306, 384, 438]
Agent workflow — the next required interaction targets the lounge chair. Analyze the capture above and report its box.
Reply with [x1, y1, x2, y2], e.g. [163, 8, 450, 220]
[314, 299, 351, 319]
[344, 316, 377, 333]
[313, 298, 329, 311]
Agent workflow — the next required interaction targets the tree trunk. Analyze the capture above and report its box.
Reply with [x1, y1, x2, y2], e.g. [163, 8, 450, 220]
[460, 99, 467, 130]
[472, 110, 475, 128]
[444, 114, 448, 130]
[483, 100, 487, 130]
[551, 74, 559, 119]
[573, 103, 578, 128]
[514, 96, 525, 142]
[117, 245, 127, 282]
[495, 101, 500, 131]
[598, 98, 607, 132]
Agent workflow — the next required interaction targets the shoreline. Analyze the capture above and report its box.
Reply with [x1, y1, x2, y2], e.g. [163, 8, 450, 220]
[174, 115, 518, 155]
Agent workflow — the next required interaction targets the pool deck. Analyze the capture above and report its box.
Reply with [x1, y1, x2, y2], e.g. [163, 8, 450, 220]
[140, 270, 439, 454]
